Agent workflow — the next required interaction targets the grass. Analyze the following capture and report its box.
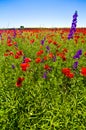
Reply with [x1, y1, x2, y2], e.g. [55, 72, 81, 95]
[0, 29, 86, 130]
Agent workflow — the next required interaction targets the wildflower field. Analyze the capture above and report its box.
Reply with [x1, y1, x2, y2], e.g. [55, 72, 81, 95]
[0, 27, 86, 130]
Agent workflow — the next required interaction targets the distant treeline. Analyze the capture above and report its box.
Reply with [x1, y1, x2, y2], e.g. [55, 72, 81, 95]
[0, 27, 86, 30]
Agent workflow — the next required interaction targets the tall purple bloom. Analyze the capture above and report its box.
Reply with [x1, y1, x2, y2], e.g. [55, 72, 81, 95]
[73, 61, 78, 69]
[40, 37, 46, 45]
[73, 49, 82, 59]
[68, 11, 78, 40]
[52, 55, 56, 62]
[42, 72, 47, 79]
[41, 39, 44, 45]
[46, 46, 50, 51]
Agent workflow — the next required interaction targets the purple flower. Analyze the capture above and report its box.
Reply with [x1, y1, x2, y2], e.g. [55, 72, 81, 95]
[52, 55, 56, 62]
[73, 49, 82, 59]
[46, 46, 50, 51]
[73, 54, 80, 59]
[73, 61, 78, 69]
[68, 11, 78, 40]
[42, 72, 47, 79]
[12, 64, 15, 69]
[40, 37, 46, 45]
[41, 39, 44, 45]
[77, 49, 82, 55]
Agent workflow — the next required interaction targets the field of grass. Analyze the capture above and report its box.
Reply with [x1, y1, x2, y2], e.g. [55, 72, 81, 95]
[0, 28, 86, 130]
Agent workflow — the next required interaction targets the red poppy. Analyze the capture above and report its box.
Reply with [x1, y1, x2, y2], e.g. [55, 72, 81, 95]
[13, 42, 17, 45]
[36, 50, 44, 56]
[40, 45, 43, 49]
[14, 54, 20, 59]
[84, 52, 86, 56]
[35, 57, 41, 63]
[44, 64, 50, 70]
[62, 68, 74, 78]
[53, 41, 57, 45]
[48, 39, 52, 44]
[7, 43, 13, 46]
[61, 55, 66, 61]
[14, 50, 23, 59]
[4, 53, 9, 56]
[80, 67, 86, 76]
[16, 50, 23, 56]
[16, 77, 24, 87]
[62, 68, 71, 75]
[81, 40, 85, 44]
[20, 63, 30, 71]
[30, 39, 34, 44]
[66, 72, 74, 78]
[62, 48, 68, 53]
[57, 52, 66, 61]
[24, 58, 31, 63]
[9, 51, 14, 56]
[43, 56, 48, 61]
[48, 53, 54, 58]
[7, 38, 11, 43]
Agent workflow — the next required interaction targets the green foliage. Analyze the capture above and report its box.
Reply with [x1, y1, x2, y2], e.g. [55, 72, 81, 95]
[0, 30, 86, 129]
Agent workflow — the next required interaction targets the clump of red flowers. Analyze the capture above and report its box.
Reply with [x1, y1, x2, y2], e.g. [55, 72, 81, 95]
[35, 57, 41, 63]
[44, 64, 50, 70]
[62, 68, 74, 78]
[14, 50, 24, 59]
[16, 77, 24, 87]
[80, 67, 86, 76]
[20, 63, 30, 71]
[36, 50, 44, 56]
[4, 50, 14, 56]
[23, 57, 32, 63]
[30, 39, 35, 44]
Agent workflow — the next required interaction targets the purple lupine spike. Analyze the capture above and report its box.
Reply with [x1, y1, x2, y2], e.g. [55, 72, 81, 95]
[73, 61, 78, 70]
[40, 37, 46, 45]
[73, 49, 82, 59]
[42, 72, 47, 79]
[68, 11, 78, 40]
[52, 55, 56, 62]
[46, 46, 50, 51]
[77, 49, 82, 55]
[41, 39, 44, 45]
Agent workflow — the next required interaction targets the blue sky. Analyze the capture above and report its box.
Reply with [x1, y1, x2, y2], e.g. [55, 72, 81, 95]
[0, 0, 86, 28]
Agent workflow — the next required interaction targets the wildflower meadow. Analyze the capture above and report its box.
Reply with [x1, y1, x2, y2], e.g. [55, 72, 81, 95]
[0, 11, 86, 130]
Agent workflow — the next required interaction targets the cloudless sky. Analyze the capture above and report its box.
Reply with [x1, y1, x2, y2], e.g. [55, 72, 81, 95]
[0, 0, 86, 28]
